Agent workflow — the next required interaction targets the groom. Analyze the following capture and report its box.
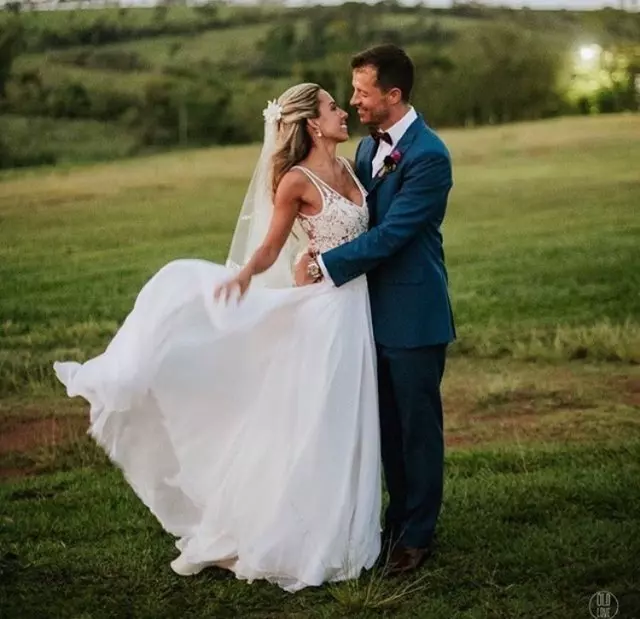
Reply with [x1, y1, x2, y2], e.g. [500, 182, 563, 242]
[297, 44, 455, 575]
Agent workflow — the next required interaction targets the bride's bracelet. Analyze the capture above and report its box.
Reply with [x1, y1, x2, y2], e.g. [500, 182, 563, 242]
[307, 252, 323, 282]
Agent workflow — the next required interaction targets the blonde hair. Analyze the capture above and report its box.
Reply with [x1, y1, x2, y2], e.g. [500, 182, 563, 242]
[271, 83, 322, 196]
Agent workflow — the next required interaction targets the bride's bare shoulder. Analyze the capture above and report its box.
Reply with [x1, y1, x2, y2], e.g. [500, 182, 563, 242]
[274, 168, 310, 204]
[279, 167, 310, 191]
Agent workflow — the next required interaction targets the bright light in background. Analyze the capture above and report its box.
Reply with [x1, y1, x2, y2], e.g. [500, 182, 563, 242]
[579, 44, 602, 63]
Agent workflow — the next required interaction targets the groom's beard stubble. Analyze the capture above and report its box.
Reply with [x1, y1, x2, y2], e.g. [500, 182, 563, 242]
[362, 108, 391, 131]
[354, 101, 390, 130]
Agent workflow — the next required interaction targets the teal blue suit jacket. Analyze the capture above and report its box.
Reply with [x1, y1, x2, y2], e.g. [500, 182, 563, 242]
[321, 114, 456, 349]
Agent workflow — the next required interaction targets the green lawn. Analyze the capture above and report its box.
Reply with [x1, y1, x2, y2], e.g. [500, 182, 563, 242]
[0, 114, 639, 618]
[1, 114, 637, 394]
[1, 441, 638, 619]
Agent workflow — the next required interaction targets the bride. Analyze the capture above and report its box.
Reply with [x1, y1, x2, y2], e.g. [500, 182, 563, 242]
[54, 83, 381, 593]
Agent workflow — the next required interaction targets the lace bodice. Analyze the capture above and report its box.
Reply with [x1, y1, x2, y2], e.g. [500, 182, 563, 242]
[294, 159, 369, 254]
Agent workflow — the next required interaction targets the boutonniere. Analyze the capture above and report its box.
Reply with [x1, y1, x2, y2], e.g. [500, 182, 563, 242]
[377, 149, 402, 179]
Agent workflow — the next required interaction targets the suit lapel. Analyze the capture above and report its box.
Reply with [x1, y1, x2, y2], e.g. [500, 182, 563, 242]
[358, 137, 375, 190]
[367, 115, 424, 198]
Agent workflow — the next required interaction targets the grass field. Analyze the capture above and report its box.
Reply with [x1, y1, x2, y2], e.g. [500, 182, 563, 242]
[1, 114, 639, 618]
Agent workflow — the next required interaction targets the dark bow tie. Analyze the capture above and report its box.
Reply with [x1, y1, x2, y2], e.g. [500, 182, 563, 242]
[369, 128, 393, 146]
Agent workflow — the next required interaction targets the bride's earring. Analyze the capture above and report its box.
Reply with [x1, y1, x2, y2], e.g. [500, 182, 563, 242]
[316, 130, 322, 137]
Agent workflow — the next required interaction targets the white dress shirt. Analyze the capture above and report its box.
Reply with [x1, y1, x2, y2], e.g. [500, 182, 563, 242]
[370, 106, 417, 177]
[316, 106, 418, 284]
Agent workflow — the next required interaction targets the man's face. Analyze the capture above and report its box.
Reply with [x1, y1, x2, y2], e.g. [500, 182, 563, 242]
[349, 66, 392, 128]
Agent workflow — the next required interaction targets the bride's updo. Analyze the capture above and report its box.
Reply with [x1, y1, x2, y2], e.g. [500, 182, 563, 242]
[271, 83, 322, 196]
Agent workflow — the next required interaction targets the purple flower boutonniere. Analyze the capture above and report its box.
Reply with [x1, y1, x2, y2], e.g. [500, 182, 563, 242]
[378, 149, 402, 179]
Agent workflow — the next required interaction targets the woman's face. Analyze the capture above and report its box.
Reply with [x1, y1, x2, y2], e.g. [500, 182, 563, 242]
[313, 90, 349, 143]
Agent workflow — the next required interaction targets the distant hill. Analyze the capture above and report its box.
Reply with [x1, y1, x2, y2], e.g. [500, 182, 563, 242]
[1, 1, 638, 168]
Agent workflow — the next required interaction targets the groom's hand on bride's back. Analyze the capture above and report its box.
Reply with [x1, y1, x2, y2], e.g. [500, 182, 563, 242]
[294, 252, 321, 287]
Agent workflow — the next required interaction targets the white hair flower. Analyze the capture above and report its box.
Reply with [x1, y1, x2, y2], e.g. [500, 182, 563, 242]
[262, 99, 283, 124]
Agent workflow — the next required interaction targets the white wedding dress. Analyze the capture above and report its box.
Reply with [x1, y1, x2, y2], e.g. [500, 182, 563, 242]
[54, 160, 382, 592]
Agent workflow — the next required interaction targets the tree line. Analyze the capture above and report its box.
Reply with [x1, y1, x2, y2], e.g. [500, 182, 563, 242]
[1, 2, 638, 168]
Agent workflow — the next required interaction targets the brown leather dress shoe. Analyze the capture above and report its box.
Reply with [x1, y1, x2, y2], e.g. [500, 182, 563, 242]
[385, 544, 433, 576]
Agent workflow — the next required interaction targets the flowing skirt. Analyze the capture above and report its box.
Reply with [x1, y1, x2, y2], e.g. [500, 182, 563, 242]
[54, 259, 381, 592]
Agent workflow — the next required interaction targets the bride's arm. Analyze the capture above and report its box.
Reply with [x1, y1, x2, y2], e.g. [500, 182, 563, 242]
[242, 173, 305, 276]
[215, 172, 305, 300]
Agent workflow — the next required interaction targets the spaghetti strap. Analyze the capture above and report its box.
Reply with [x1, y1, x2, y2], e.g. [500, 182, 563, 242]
[293, 165, 323, 192]
[292, 161, 365, 211]
[291, 165, 331, 215]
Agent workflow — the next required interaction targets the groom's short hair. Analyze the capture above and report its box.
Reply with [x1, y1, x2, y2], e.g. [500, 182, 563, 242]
[351, 44, 414, 102]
